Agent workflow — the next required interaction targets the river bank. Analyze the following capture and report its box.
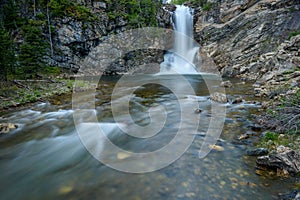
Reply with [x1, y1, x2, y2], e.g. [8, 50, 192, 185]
[0, 77, 75, 113]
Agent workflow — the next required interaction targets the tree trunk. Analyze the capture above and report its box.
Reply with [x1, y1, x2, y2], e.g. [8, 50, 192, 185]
[47, 4, 53, 57]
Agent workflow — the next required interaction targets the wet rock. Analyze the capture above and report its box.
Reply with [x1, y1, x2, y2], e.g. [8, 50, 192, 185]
[0, 123, 18, 134]
[232, 96, 243, 104]
[164, 4, 176, 12]
[117, 152, 130, 160]
[59, 185, 73, 195]
[276, 145, 292, 154]
[278, 190, 300, 200]
[194, 108, 202, 113]
[209, 144, 225, 151]
[248, 124, 262, 131]
[210, 92, 228, 103]
[220, 80, 233, 88]
[254, 88, 268, 97]
[256, 150, 300, 176]
[238, 134, 249, 140]
[247, 148, 268, 156]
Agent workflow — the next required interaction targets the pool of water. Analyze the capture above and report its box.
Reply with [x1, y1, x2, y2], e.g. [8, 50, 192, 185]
[0, 74, 296, 200]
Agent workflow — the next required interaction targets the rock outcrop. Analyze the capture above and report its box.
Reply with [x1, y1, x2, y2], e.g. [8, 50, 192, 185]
[194, 0, 300, 80]
[252, 35, 300, 97]
[256, 147, 300, 176]
[50, 2, 171, 74]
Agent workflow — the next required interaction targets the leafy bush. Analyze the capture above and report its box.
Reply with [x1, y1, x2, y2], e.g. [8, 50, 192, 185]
[49, 0, 97, 21]
[106, 0, 161, 27]
[288, 30, 300, 40]
[170, 0, 186, 5]
[44, 66, 61, 74]
[202, 2, 213, 11]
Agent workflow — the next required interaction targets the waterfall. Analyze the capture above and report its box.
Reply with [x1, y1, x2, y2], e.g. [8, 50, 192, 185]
[160, 5, 200, 74]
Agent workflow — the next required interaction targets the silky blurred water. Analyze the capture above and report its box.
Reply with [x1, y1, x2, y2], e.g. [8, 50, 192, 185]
[0, 75, 296, 200]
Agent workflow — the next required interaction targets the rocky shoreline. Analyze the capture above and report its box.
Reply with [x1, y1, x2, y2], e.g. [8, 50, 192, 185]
[0, 78, 75, 113]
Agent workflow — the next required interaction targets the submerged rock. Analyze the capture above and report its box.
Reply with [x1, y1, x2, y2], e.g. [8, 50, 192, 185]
[210, 92, 228, 103]
[232, 96, 243, 104]
[209, 144, 225, 151]
[194, 108, 202, 113]
[278, 190, 300, 200]
[248, 124, 262, 131]
[247, 148, 268, 156]
[0, 123, 18, 134]
[220, 80, 233, 88]
[238, 134, 249, 140]
[256, 150, 300, 176]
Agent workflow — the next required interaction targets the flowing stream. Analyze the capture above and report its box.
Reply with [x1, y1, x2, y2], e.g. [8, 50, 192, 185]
[0, 75, 296, 200]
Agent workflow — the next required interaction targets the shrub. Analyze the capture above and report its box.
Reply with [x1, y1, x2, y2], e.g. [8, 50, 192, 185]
[288, 30, 300, 40]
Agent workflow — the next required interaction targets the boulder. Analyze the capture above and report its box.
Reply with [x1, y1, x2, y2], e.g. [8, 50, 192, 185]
[232, 96, 243, 104]
[247, 148, 268, 156]
[278, 190, 300, 200]
[256, 149, 300, 176]
[0, 123, 18, 134]
[210, 92, 228, 103]
[220, 80, 233, 88]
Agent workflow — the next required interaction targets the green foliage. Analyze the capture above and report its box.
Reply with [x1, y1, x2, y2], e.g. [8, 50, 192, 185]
[18, 22, 49, 77]
[259, 131, 298, 151]
[49, 0, 97, 21]
[0, 0, 25, 30]
[288, 30, 300, 40]
[202, 2, 213, 11]
[264, 131, 279, 141]
[170, 0, 186, 5]
[0, 27, 15, 81]
[169, 0, 210, 6]
[106, 0, 161, 28]
[44, 66, 61, 75]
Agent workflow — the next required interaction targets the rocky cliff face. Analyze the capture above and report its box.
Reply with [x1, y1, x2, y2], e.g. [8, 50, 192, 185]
[194, 0, 300, 80]
[50, 2, 171, 74]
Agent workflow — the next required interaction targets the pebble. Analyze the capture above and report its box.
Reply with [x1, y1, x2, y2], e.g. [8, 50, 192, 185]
[220, 80, 233, 88]
[185, 192, 195, 198]
[194, 108, 202, 113]
[209, 144, 225, 151]
[117, 152, 131, 160]
[59, 186, 73, 194]
[231, 182, 238, 189]
[220, 181, 226, 186]
[182, 182, 189, 187]
[238, 134, 249, 140]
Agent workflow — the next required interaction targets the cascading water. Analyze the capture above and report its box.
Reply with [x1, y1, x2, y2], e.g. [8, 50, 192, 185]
[160, 5, 200, 74]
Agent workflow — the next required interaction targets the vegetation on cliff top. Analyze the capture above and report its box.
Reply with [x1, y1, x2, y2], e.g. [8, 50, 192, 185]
[170, 0, 214, 11]
[105, 0, 161, 27]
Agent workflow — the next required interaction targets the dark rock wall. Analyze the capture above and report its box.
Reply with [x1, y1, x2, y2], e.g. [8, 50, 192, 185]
[50, 2, 171, 74]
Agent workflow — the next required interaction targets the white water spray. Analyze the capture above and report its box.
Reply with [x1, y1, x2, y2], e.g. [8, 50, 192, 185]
[160, 5, 200, 74]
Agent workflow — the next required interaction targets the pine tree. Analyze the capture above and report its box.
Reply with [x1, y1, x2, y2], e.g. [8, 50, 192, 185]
[19, 23, 48, 77]
[0, 27, 15, 81]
